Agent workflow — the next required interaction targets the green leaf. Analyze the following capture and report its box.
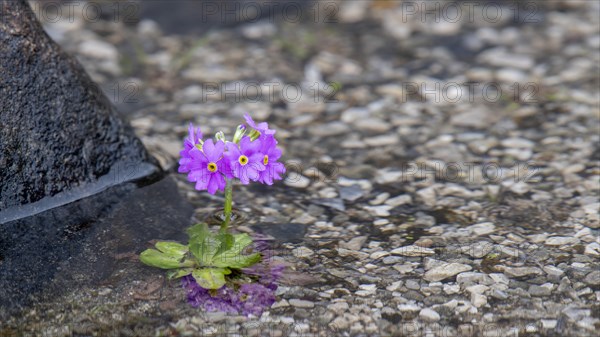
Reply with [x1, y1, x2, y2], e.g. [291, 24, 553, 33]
[187, 223, 210, 240]
[189, 233, 221, 266]
[228, 233, 254, 255]
[155, 241, 188, 259]
[212, 252, 262, 269]
[139, 249, 195, 269]
[192, 268, 230, 289]
[187, 223, 222, 265]
[167, 268, 193, 279]
[186, 225, 261, 269]
[211, 233, 261, 268]
[214, 233, 234, 256]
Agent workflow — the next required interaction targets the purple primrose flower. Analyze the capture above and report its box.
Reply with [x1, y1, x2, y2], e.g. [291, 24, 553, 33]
[187, 139, 229, 194]
[179, 116, 285, 191]
[225, 136, 265, 184]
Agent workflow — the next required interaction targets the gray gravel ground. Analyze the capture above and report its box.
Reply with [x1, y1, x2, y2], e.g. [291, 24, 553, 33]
[3, 1, 599, 336]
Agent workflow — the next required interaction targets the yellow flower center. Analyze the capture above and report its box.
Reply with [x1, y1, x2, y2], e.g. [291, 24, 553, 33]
[238, 155, 248, 165]
[207, 162, 217, 172]
[263, 155, 269, 165]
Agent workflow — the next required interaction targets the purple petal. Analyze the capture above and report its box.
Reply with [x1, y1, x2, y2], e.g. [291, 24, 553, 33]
[219, 158, 235, 179]
[244, 113, 256, 129]
[237, 166, 250, 184]
[207, 174, 219, 194]
[256, 122, 269, 132]
[215, 172, 226, 190]
[189, 146, 207, 160]
[187, 123, 195, 143]
[269, 147, 282, 160]
[244, 166, 259, 182]
[249, 154, 266, 169]
[272, 162, 286, 174]
[202, 139, 216, 158]
[259, 172, 273, 185]
[239, 136, 256, 154]
[246, 138, 262, 154]
[178, 157, 192, 173]
[210, 140, 225, 161]
[260, 134, 275, 149]
[225, 142, 241, 159]
[186, 123, 203, 145]
[194, 176, 209, 191]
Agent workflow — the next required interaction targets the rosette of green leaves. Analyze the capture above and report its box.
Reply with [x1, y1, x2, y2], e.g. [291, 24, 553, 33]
[139, 223, 261, 289]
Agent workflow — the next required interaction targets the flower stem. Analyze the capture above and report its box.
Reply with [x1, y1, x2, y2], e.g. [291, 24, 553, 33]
[221, 179, 233, 233]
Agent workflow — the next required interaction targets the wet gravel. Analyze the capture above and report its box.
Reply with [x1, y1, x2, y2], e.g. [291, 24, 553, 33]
[3, 1, 599, 336]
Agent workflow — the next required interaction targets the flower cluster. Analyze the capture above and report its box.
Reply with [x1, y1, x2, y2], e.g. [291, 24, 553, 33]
[140, 114, 288, 316]
[178, 114, 286, 194]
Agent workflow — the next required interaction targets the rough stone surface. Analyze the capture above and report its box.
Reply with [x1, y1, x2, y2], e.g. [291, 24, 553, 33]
[419, 308, 441, 322]
[424, 263, 472, 282]
[0, 0, 159, 214]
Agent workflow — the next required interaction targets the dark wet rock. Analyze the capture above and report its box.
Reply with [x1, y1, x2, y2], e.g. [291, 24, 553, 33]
[0, 0, 160, 219]
[251, 223, 307, 244]
[338, 185, 365, 202]
[0, 177, 193, 316]
[312, 198, 346, 212]
[138, 0, 313, 35]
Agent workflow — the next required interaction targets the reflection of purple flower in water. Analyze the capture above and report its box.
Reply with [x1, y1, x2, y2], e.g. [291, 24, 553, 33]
[243, 263, 285, 287]
[238, 283, 277, 316]
[248, 234, 273, 256]
[182, 276, 240, 313]
[243, 234, 285, 284]
[182, 234, 285, 316]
